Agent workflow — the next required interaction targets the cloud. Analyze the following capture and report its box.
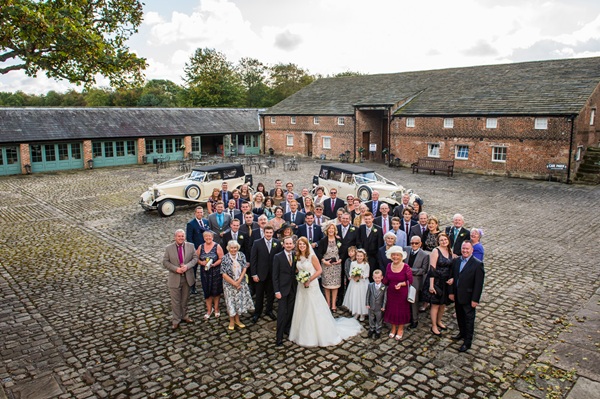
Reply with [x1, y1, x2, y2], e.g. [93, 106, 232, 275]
[274, 30, 303, 51]
[462, 40, 499, 57]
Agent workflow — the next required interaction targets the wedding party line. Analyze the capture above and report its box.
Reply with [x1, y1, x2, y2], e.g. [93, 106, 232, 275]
[162, 179, 485, 351]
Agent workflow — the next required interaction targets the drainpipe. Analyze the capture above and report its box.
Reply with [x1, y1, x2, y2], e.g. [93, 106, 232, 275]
[353, 108, 357, 163]
[388, 107, 392, 165]
[566, 114, 576, 184]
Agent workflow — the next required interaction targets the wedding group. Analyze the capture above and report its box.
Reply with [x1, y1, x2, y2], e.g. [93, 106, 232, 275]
[162, 178, 485, 351]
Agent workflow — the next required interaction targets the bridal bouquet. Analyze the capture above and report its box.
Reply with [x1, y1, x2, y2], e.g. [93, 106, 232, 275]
[350, 266, 362, 282]
[296, 270, 311, 286]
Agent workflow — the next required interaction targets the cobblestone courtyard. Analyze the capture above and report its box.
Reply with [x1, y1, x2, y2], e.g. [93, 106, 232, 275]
[1, 161, 599, 399]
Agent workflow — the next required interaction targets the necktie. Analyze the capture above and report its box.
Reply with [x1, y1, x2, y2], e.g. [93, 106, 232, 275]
[422, 226, 426, 235]
[267, 240, 271, 253]
[367, 227, 371, 237]
[217, 213, 223, 227]
[342, 226, 347, 239]
[382, 218, 387, 233]
[331, 200, 335, 212]
[406, 222, 410, 233]
[460, 258, 467, 273]
[233, 233, 237, 241]
[248, 226, 252, 237]
[223, 192, 228, 202]
[373, 201, 377, 213]
[177, 245, 184, 264]
[198, 219, 203, 228]
[308, 226, 312, 242]
[316, 217, 320, 226]
[288, 253, 292, 265]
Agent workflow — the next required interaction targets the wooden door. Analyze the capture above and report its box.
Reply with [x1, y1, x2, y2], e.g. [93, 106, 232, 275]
[362, 132, 370, 160]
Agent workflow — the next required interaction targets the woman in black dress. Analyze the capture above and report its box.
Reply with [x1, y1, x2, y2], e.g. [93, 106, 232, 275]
[423, 233, 453, 336]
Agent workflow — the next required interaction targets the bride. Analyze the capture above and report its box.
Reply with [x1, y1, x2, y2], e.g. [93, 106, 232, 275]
[289, 237, 363, 347]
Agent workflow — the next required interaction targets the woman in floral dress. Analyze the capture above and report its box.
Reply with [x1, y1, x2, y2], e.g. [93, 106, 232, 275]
[316, 222, 343, 312]
[221, 240, 253, 330]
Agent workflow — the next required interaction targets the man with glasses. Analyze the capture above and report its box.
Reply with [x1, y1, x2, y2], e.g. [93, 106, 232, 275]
[323, 189, 344, 219]
[403, 236, 430, 329]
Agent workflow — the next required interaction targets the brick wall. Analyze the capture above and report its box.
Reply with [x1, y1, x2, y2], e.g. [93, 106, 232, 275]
[137, 138, 146, 163]
[264, 115, 354, 159]
[19, 144, 30, 174]
[83, 140, 92, 169]
[356, 110, 385, 161]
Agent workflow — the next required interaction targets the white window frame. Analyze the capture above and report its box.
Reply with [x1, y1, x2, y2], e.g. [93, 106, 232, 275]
[486, 118, 498, 129]
[443, 118, 454, 128]
[337, 117, 345, 126]
[492, 146, 507, 163]
[270, 116, 276, 124]
[575, 145, 584, 161]
[590, 109, 596, 126]
[406, 117, 415, 128]
[290, 116, 296, 125]
[286, 135, 294, 147]
[455, 145, 469, 160]
[534, 118, 548, 130]
[428, 143, 440, 158]
[322, 136, 332, 149]
[313, 116, 320, 125]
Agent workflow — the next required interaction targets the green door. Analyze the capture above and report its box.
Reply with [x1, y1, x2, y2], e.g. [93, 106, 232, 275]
[30, 143, 84, 173]
[92, 140, 137, 167]
[0, 146, 21, 175]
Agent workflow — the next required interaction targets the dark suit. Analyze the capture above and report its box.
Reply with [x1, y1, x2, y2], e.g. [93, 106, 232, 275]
[296, 223, 323, 247]
[450, 256, 485, 347]
[221, 230, 248, 256]
[220, 190, 233, 204]
[336, 223, 358, 304]
[446, 226, 471, 255]
[364, 200, 382, 217]
[224, 208, 242, 221]
[185, 217, 209, 291]
[410, 223, 428, 242]
[392, 203, 412, 218]
[374, 215, 393, 234]
[272, 250, 298, 343]
[251, 238, 282, 318]
[356, 224, 384, 279]
[283, 211, 305, 231]
[403, 246, 430, 322]
[322, 198, 345, 219]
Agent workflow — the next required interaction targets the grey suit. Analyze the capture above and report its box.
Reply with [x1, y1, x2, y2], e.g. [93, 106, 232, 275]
[403, 246, 430, 321]
[163, 241, 198, 324]
[366, 282, 387, 334]
[208, 212, 232, 244]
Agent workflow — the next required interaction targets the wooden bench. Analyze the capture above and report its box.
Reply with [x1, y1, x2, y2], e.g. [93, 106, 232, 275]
[411, 158, 454, 177]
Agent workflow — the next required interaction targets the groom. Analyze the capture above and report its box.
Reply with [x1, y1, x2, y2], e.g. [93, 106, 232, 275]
[272, 236, 298, 346]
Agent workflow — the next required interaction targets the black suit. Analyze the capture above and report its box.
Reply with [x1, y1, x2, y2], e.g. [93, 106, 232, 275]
[410, 223, 428, 241]
[374, 215, 393, 234]
[272, 250, 298, 343]
[445, 226, 471, 255]
[186, 217, 209, 290]
[221, 230, 247, 256]
[283, 211, 305, 231]
[296, 223, 323, 247]
[337, 223, 358, 303]
[356, 224, 384, 279]
[220, 190, 233, 204]
[392, 203, 411, 218]
[251, 238, 282, 318]
[322, 198, 345, 219]
[450, 256, 485, 347]
[364, 200, 382, 217]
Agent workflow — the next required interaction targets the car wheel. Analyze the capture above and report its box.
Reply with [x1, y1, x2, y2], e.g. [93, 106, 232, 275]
[157, 199, 176, 217]
[185, 184, 201, 200]
[357, 186, 372, 201]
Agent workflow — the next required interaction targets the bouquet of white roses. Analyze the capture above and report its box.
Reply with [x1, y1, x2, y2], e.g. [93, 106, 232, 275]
[296, 270, 311, 287]
[204, 258, 213, 271]
[350, 266, 363, 282]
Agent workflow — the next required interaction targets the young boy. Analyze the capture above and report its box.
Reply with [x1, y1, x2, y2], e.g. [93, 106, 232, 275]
[365, 269, 387, 339]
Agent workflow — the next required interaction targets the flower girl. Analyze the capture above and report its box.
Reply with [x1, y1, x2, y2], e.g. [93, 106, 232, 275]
[342, 248, 370, 321]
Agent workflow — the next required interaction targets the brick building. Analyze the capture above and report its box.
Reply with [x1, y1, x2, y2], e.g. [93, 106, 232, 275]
[0, 108, 262, 175]
[263, 57, 600, 181]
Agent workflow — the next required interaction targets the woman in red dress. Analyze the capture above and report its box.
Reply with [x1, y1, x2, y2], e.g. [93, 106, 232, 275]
[383, 246, 413, 340]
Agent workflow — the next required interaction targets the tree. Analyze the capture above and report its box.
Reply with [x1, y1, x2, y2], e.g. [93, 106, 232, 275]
[137, 79, 184, 107]
[0, 0, 147, 87]
[83, 88, 114, 106]
[237, 57, 272, 107]
[183, 48, 245, 107]
[269, 63, 314, 104]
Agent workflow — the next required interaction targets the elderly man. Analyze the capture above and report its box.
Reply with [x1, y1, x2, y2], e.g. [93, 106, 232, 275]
[445, 213, 471, 254]
[364, 190, 382, 217]
[374, 203, 392, 235]
[313, 204, 330, 226]
[449, 241, 485, 352]
[403, 236, 430, 329]
[356, 212, 384, 280]
[163, 229, 198, 330]
[393, 193, 412, 217]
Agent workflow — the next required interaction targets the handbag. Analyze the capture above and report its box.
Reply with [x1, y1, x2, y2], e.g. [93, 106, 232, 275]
[407, 284, 417, 303]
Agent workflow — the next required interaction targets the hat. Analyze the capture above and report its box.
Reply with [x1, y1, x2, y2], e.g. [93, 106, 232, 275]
[386, 245, 407, 260]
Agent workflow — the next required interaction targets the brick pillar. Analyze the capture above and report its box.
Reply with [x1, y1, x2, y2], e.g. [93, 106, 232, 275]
[184, 136, 192, 157]
[20, 143, 30, 174]
[83, 140, 93, 169]
[137, 138, 146, 164]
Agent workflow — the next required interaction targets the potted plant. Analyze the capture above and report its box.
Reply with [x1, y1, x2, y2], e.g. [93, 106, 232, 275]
[358, 147, 365, 163]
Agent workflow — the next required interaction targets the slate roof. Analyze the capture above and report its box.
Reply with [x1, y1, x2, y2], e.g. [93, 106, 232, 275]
[0, 108, 262, 144]
[265, 57, 600, 117]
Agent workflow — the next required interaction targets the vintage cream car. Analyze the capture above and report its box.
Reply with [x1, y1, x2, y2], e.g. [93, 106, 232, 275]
[140, 163, 252, 217]
[312, 163, 419, 204]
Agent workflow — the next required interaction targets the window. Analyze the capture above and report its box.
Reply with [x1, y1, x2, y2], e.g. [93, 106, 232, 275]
[174, 138, 182, 152]
[455, 145, 469, 160]
[31, 145, 42, 162]
[126, 141, 135, 156]
[93, 142, 103, 158]
[270, 116, 276, 124]
[322, 136, 331, 149]
[5, 147, 18, 164]
[428, 143, 440, 158]
[486, 118, 497, 129]
[104, 142, 114, 158]
[45, 145, 56, 162]
[155, 140, 164, 154]
[286, 135, 294, 146]
[575, 146, 584, 161]
[590, 109, 596, 125]
[443, 118, 454, 128]
[116, 141, 125, 157]
[192, 137, 201, 153]
[165, 139, 173, 153]
[492, 146, 507, 162]
[406, 117, 415, 128]
[290, 116, 296, 124]
[145, 140, 153, 155]
[313, 116, 320, 125]
[337, 117, 345, 125]
[71, 144, 82, 159]
[535, 118, 548, 129]
[58, 144, 69, 160]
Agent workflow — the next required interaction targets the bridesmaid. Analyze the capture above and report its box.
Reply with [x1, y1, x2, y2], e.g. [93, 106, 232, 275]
[383, 246, 413, 340]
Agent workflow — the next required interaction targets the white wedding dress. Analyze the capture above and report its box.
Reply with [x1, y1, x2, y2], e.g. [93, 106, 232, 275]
[289, 254, 363, 347]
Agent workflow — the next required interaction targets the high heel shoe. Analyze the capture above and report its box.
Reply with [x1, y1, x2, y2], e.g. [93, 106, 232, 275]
[437, 324, 448, 331]
[430, 327, 442, 337]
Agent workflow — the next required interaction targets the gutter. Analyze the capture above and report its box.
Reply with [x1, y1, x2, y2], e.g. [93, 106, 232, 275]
[353, 107, 357, 163]
[566, 114, 577, 184]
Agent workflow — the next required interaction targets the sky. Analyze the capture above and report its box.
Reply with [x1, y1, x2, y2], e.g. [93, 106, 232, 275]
[2, 0, 600, 94]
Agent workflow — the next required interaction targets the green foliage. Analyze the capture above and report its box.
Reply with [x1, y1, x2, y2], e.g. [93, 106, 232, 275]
[269, 63, 315, 104]
[0, 0, 147, 87]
